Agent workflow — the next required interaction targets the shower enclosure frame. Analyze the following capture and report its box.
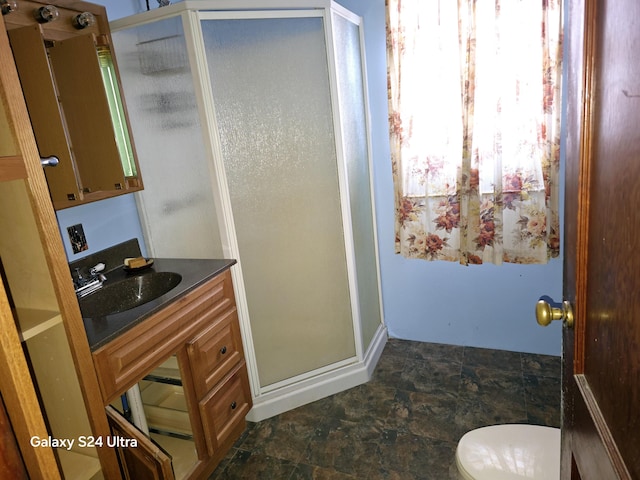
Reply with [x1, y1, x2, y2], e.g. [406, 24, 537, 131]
[110, 0, 386, 421]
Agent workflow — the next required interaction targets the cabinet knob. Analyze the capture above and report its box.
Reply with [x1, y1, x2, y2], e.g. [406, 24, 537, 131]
[230, 401, 237, 410]
[40, 156, 59, 167]
[220, 346, 227, 355]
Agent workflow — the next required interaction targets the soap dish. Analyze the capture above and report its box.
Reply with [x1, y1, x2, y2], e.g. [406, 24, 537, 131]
[123, 257, 154, 273]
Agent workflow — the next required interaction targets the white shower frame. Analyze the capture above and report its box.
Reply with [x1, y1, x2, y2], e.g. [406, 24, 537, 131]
[111, 0, 386, 421]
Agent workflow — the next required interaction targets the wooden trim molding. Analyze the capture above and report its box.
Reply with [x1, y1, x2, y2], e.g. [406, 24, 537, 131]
[573, 375, 632, 479]
[573, 0, 598, 375]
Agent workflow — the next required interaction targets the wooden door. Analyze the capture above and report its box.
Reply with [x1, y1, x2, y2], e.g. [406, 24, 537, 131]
[106, 406, 175, 480]
[562, 0, 639, 477]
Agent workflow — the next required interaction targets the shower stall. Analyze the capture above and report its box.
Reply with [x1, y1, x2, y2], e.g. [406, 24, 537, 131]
[110, 0, 385, 420]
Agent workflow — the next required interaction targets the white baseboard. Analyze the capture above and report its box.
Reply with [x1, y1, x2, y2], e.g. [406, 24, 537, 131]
[246, 325, 388, 422]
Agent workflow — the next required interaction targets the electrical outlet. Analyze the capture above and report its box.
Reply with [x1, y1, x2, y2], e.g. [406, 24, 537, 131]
[67, 224, 88, 254]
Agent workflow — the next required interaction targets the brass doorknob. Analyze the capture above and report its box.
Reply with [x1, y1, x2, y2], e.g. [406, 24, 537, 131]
[536, 299, 574, 327]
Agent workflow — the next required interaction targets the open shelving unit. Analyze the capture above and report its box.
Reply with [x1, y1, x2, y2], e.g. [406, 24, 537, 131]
[0, 6, 122, 479]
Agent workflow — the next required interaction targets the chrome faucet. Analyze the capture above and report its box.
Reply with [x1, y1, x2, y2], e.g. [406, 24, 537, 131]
[74, 263, 106, 297]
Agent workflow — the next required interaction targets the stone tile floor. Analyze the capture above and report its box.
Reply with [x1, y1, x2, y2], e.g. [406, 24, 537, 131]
[209, 339, 561, 480]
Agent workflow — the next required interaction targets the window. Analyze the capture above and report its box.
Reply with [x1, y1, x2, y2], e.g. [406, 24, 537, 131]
[387, 0, 562, 265]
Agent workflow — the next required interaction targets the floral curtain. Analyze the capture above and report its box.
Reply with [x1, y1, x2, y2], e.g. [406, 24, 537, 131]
[387, 0, 563, 265]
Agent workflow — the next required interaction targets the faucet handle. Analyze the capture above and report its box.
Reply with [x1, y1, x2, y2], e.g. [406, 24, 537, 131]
[90, 263, 106, 275]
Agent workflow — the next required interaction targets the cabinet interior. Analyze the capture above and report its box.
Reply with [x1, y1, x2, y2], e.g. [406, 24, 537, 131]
[110, 355, 198, 480]
[0, 179, 101, 479]
[4, 1, 143, 210]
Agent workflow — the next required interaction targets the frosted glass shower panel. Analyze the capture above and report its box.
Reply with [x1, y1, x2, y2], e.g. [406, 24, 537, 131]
[112, 16, 223, 259]
[201, 16, 355, 387]
[333, 13, 382, 350]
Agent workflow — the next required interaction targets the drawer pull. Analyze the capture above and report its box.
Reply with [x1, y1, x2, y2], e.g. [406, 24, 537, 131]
[230, 401, 237, 410]
[220, 346, 227, 355]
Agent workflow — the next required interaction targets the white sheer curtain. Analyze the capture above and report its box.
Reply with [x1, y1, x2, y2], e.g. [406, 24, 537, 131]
[387, 0, 563, 265]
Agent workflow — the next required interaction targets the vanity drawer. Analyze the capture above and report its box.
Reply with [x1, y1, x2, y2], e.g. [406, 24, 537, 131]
[187, 307, 244, 399]
[199, 362, 252, 456]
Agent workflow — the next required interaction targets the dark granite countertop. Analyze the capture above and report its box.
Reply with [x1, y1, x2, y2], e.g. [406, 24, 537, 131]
[81, 258, 236, 351]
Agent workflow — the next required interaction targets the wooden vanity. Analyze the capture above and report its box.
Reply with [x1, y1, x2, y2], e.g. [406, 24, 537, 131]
[91, 264, 252, 479]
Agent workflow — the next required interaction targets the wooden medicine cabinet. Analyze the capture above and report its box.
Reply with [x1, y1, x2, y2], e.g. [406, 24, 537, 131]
[3, 1, 142, 210]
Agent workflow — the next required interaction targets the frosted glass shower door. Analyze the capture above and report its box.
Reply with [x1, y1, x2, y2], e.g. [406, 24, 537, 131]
[333, 11, 383, 350]
[200, 14, 356, 388]
[111, 16, 224, 259]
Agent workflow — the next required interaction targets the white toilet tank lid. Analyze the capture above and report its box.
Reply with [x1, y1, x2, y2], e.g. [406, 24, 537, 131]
[456, 424, 560, 480]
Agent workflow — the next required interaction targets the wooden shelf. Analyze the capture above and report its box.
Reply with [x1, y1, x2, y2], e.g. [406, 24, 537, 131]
[144, 355, 182, 384]
[15, 307, 62, 342]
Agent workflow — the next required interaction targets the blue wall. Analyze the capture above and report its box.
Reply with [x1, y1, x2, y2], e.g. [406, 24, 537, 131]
[337, 0, 563, 356]
[59, 0, 562, 355]
[56, 194, 146, 260]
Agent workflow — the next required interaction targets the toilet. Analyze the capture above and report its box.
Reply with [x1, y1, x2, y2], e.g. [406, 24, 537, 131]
[456, 424, 560, 480]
